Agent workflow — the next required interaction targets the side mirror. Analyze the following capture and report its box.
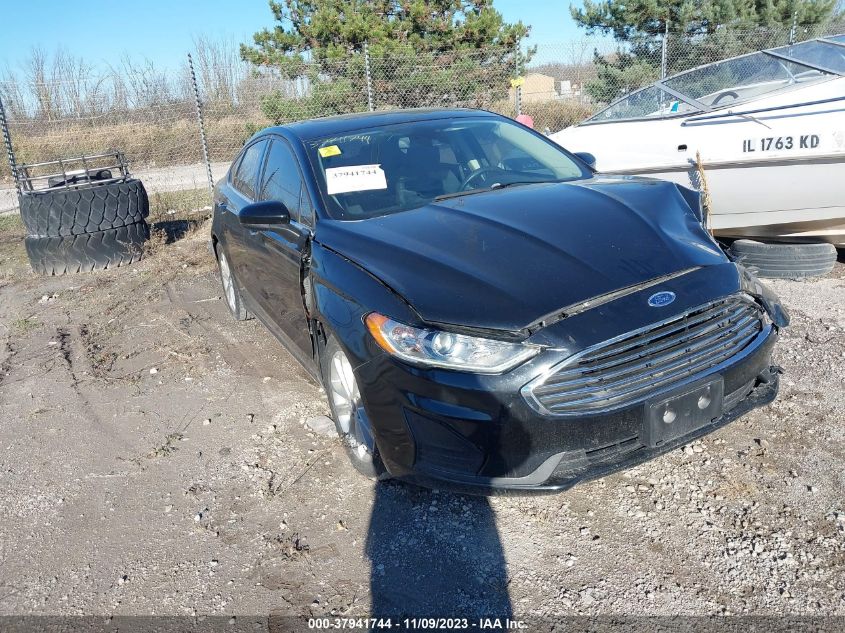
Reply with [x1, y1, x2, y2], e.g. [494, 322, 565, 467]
[574, 152, 597, 169]
[238, 200, 290, 227]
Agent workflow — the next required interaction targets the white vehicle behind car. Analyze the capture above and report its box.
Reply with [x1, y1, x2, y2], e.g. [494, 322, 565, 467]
[551, 35, 845, 252]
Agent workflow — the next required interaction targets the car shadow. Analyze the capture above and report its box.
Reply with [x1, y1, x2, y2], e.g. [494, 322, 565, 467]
[364, 415, 535, 619]
[149, 217, 208, 244]
[365, 481, 513, 619]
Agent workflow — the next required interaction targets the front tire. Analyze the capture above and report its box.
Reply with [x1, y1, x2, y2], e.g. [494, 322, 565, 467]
[216, 247, 250, 321]
[319, 336, 387, 480]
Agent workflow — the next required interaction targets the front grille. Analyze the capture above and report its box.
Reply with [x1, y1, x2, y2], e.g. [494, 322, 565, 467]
[525, 295, 766, 415]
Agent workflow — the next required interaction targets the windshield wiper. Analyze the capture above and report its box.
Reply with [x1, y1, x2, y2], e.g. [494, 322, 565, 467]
[433, 180, 551, 202]
[433, 188, 497, 202]
[491, 180, 552, 189]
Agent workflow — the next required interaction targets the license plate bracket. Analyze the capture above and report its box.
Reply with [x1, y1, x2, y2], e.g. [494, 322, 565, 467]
[643, 378, 724, 449]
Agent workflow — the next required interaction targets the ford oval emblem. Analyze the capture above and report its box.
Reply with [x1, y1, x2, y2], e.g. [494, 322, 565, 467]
[648, 291, 676, 307]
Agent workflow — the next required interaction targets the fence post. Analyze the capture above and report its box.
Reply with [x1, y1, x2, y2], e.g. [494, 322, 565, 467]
[0, 95, 21, 198]
[514, 38, 522, 117]
[364, 42, 374, 112]
[789, 11, 798, 44]
[187, 53, 214, 199]
[660, 22, 669, 80]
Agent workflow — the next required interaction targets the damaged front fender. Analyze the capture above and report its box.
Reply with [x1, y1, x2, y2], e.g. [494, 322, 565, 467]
[739, 265, 790, 328]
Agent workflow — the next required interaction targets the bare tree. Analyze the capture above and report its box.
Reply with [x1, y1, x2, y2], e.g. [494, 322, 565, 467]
[27, 47, 58, 121]
[0, 65, 27, 119]
[191, 35, 250, 107]
[118, 55, 176, 109]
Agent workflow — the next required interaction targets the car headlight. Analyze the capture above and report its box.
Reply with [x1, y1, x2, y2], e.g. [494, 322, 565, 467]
[365, 313, 539, 373]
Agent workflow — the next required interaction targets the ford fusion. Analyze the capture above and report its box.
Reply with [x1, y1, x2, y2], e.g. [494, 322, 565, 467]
[211, 108, 787, 493]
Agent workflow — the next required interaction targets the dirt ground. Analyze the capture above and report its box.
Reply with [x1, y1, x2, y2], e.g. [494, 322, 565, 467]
[0, 215, 844, 619]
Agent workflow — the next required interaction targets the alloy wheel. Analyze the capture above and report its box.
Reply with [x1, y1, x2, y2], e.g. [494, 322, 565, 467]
[328, 350, 371, 460]
[219, 251, 237, 314]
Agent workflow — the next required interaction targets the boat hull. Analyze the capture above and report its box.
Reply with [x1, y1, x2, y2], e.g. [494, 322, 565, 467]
[611, 155, 845, 245]
[552, 78, 845, 245]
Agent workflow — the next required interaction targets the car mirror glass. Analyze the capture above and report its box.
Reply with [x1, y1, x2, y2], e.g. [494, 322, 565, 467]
[238, 200, 291, 227]
[574, 152, 597, 169]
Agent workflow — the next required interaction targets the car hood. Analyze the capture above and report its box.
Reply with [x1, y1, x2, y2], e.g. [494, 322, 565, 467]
[315, 177, 728, 332]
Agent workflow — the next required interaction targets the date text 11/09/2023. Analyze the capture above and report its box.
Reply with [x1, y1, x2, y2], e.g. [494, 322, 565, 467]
[308, 618, 528, 630]
[742, 134, 820, 152]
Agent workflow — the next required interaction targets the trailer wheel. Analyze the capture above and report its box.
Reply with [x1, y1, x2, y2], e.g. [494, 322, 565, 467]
[19, 178, 149, 237]
[729, 239, 837, 279]
[24, 221, 149, 276]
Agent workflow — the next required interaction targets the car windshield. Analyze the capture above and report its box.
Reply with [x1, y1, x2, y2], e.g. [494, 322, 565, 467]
[587, 41, 838, 123]
[306, 117, 590, 220]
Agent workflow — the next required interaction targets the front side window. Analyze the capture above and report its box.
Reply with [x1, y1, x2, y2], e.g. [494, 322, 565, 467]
[306, 117, 590, 220]
[232, 140, 267, 199]
[259, 138, 303, 223]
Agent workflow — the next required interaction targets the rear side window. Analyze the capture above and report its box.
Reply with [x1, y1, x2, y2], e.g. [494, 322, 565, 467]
[259, 139, 303, 222]
[231, 140, 267, 199]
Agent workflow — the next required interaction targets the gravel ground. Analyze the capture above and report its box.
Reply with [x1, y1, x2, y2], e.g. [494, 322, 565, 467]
[0, 220, 843, 619]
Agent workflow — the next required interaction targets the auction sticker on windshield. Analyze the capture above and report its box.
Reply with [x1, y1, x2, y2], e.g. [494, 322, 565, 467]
[326, 164, 387, 195]
[319, 145, 342, 158]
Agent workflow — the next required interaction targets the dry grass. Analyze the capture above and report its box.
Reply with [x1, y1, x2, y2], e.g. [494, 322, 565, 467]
[1, 115, 269, 183]
[0, 214, 28, 281]
[0, 214, 24, 236]
[520, 99, 595, 132]
[0, 99, 596, 185]
[488, 98, 595, 133]
[148, 188, 211, 219]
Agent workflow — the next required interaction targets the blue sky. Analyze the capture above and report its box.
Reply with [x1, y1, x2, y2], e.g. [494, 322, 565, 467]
[0, 0, 592, 72]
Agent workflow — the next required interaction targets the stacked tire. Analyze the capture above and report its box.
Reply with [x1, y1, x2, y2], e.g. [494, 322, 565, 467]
[729, 239, 838, 279]
[20, 178, 150, 275]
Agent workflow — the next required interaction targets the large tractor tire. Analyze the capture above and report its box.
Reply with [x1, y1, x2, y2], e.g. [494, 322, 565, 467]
[20, 178, 150, 275]
[19, 178, 149, 237]
[24, 222, 149, 276]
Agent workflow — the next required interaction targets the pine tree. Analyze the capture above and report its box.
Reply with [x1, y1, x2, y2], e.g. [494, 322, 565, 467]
[571, 0, 841, 102]
[241, 0, 531, 122]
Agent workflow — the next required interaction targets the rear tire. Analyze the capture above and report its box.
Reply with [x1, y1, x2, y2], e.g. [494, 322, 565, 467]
[729, 239, 837, 279]
[319, 335, 388, 480]
[24, 221, 148, 275]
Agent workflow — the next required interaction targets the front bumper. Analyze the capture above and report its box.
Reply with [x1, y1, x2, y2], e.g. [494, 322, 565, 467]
[355, 326, 778, 494]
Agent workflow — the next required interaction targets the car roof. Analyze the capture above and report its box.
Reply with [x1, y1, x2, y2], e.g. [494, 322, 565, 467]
[264, 108, 498, 142]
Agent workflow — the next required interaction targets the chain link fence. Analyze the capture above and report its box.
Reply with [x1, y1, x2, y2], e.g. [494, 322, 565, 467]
[1, 21, 843, 215]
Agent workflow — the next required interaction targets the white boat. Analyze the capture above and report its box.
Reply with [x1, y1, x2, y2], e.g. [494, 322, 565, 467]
[551, 35, 845, 244]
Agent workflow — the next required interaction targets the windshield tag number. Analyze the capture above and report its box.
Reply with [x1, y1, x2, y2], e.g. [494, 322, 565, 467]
[325, 164, 387, 195]
[743, 134, 819, 153]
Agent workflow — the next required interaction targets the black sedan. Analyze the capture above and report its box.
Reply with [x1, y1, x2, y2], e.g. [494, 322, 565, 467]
[210, 108, 787, 493]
